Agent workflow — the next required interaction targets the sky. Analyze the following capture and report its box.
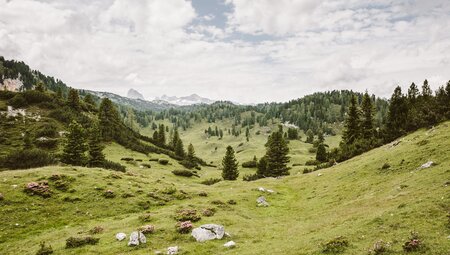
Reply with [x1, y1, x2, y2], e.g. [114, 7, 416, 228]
[0, 0, 449, 104]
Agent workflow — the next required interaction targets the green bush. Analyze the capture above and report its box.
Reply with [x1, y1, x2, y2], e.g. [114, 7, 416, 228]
[8, 94, 27, 108]
[242, 160, 257, 168]
[305, 159, 319, 166]
[200, 178, 222, 185]
[243, 173, 259, 182]
[35, 122, 59, 138]
[174, 209, 201, 222]
[172, 169, 194, 177]
[36, 241, 53, 255]
[321, 236, 349, 253]
[158, 159, 169, 165]
[101, 160, 126, 172]
[0, 149, 55, 170]
[0, 90, 16, 100]
[22, 90, 52, 105]
[35, 138, 58, 149]
[65, 236, 99, 248]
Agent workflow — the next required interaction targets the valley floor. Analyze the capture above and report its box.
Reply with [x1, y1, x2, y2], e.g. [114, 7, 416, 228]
[0, 122, 449, 254]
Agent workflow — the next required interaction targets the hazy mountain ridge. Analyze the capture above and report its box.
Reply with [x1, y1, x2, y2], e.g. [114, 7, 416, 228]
[157, 93, 215, 106]
[127, 88, 144, 100]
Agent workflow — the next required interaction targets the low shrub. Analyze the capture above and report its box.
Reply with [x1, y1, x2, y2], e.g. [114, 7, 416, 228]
[242, 160, 257, 168]
[402, 231, 423, 252]
[243, 173, 259, 182]
[24, 181, 52, 198]
[101, 160, 126, 172]
[65, 236, 99, 248]
[36, 241, 53, 255]
[103, 190, 116, 198]
[8, 94, 27, 108]
[202, 208, 216, 217]
[227, 199, 237, 205]
[89, 226, 104, 235]
[305, 159, 319, 166]
[120, 157, 134, 161]
[141, 163, 151, 168]
[49, 174, 75, 192]
[172, 169, 194, 177]
[321, 236, 349, 253]
[201, 178, 222, 186]
[308, 147, 317, 153]
[0, 90, 16, 100]
[161, 186, 177, 195]
[22, 90, 52, 105]
[148, 158, 159, 162]
[138, 225, 155, 234]
[158, 159, 169, 165]
[211, 200, 225, 205]
[176, 221, 193, 234]
[135, 159, 143, 162]
[34, 138, 59, 149]
[35, 122, 59, 138]
[303, 168, 313, 174]
[198, 191, 208, 197]
[368, 240, 391, 254]
[0, 149, 55, 170]
[174, 209, 201, 222]
[381, 162, 391, 170]
[139, 213, 152, 222]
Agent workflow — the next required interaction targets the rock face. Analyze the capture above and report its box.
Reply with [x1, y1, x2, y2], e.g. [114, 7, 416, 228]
[256, 196, 269, 207]
[167, 246, 178, 254]
[191, 224, 225, 242]
[116, 233, 126, 241]
[128, 231, 146, 246]
[224, 241, 236, 248]
[127, 88, 145, 100]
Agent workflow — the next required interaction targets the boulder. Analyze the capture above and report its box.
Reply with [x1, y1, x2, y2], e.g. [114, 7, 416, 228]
[224, 241, 236, 248]
[116, 233, 126, 241]
[167, 246, 179, 254]
[128, 231, 146, 246]
[191, 224, 225, 242]
[258, 187, 265, 192]
[418, 161, 434, 169]
[256, 196, 269, 207]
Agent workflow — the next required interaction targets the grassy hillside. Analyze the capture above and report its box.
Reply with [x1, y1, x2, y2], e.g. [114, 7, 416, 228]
[0, 122, 449, 254]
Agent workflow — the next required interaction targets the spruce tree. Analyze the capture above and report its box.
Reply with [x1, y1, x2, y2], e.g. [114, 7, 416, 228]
[88, 124, 105, 167]
[98, 98, 120, 141]
[67, 88, 81, 110]
[35, 80, 46, 92]
[182, 143, 197, 169]
[317, 130, 325, 144]
[56, 87, 63, 99]
[61, 120, 87, 166]
[83, 94, 95, 106]
[421, 79, 432, 97]
[342, 95, 361, 144]
[158, 124, 165, 145]
[408, 82, 419, 101]
[174, 137, 185, 158]
[222, 146, 239, 180]
[361, 92, 375, 139]
[245, 126, 250, 141]
[316, 143, 327, 162]
[256, 156, 268, 177]
[386, 86, 408, 140]
[306, 129, 314, 143]
[264, 129, 290, 177]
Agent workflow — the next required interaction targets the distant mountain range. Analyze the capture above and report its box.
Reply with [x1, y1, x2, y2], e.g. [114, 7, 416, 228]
[127, 89, 145, 100]
[156, 94, 215, 106]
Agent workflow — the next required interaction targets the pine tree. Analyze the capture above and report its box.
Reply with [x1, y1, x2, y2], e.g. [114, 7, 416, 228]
[98, 98, 120, 141]
[361, 92, 375, 139]
[61, 120, 87, 166]
[317, 130, 325, 144]
[84, 94, 96, 107]
[256, 156, 268, 177]
[264, 129, 290, 177]
[158, 124, 165, 145]
[245, 126, 250, 141]
[182, 143, 197, 169]
[421, 79, 432, 97]
[316, 143, 327, 162]
[222, 146, 239, 180]
[342, 95, 361, 144]
[35, 80, 45, 92]
[88, 124, 105, 167]
[56, 87, 63, 99]
[67, 88, 81, 110]
[408, 82, 419, 101]
[174, 137, 185, 158]
[306, 129, 314, 143]
[386, 86, 408, 140]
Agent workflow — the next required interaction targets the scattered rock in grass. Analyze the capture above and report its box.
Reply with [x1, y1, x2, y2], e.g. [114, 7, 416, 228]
[402, 231, 423, 252]
[138, 225, 155, 234]
[317, 173, 323, 177]
[65, 236, 99, 248]
[267, 189, 275, 193]
[191, 224, 225, 242]
[128, 231, 146, 246]
[321, 236, 349, 253]
[116, 233, 126, 241]
[167, 246, 179, 254]
[224, 241, 236, 248]
[418, 161, 434, 170]
[256, 196, 269, 207]
[258, 187, 265, 192]
[24, 181, 52, 198]
[368, 240, 391, 255]
[0, 193, 4, 201]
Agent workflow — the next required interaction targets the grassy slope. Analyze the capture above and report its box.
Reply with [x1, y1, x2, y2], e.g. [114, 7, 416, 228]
[0, 122, 449, 254]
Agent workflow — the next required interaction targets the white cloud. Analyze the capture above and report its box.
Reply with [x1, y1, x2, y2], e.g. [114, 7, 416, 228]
[0, 0, 449, 104]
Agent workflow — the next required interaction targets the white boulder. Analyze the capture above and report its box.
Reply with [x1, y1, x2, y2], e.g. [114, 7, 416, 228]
[167, 246, 178, 254]
[224, 241, 236, 248]
[115, 232, 126, 241]
[191, 224, 225, 242]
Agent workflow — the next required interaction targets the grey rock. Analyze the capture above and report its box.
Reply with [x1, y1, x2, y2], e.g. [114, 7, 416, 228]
[167, 246, 178, 254]
[128, 231, 145, 246]
[115, 232, 126, 241]
[418, 161, 434, 169]
[224, 241, 236, 248]
[256, 196, 269, 207]
[192, 224, 225, 242]
[139, 232, 146, 244]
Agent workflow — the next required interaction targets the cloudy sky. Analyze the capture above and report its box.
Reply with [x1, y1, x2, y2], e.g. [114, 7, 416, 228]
[1, 0, 449, 103]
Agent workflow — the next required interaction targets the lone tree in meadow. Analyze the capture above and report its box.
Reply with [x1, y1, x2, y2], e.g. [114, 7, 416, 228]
[316, 143, 327, 162]
[88, 123, 105, 167]
[264, 126, 290, 177]
[222, 146, 239, 180]
[61, 120, 87, 166]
